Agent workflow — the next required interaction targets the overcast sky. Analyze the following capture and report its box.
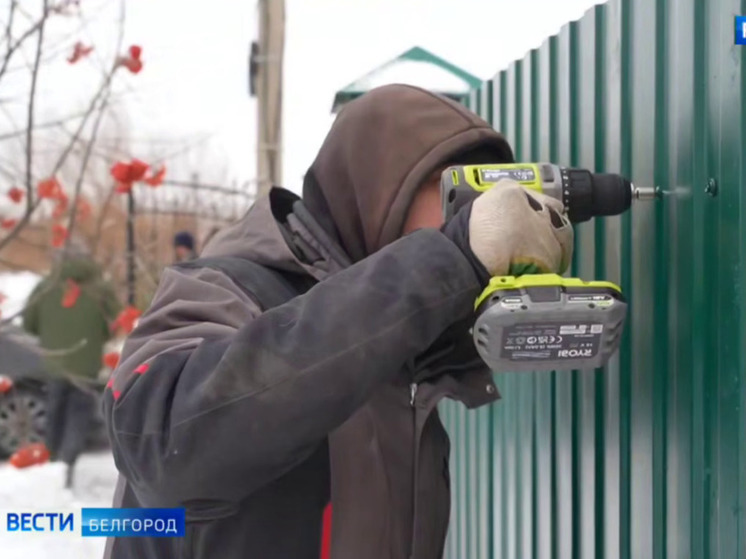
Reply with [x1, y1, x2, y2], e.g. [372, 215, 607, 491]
[3, 0, 605, 196]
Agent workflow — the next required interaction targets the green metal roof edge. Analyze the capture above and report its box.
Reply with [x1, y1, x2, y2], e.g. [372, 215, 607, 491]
[401, 46, 482, 89]
[335, 46, 482, 94]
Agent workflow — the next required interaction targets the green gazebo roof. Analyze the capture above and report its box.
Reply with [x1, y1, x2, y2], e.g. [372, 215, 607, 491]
[331, 46, 482, 113]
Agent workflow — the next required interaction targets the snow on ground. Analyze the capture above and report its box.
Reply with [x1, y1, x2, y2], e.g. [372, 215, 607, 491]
[0, 272, 120, 559]
[0, 451, 119, 559]
[0, 271, 42, 324]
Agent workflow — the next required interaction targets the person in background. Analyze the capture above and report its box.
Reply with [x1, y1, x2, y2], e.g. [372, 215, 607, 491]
[22, 242, 120, 488]
[173, 231, 197, 262]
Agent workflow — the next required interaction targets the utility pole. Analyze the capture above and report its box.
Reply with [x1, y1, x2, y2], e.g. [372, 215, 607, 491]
[250, 0, 285, 198]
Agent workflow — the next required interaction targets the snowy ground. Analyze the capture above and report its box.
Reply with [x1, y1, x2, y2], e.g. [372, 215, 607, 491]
[0, 272, 121, 557]
[0, 451, 119, 559]
[0, 271, 41, 324]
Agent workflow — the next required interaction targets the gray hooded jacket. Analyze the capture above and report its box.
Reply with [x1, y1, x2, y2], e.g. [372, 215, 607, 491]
[103, 85, 513, 559]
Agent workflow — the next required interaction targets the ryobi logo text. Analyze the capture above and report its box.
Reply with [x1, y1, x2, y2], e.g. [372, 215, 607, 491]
[558, 349, 593, 358]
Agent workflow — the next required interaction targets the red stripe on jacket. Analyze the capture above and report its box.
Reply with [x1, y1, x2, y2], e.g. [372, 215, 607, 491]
[320, 503, 332, 559]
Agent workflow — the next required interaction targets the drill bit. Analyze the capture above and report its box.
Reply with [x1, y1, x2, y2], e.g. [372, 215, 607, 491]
[631, 184, 661, 201]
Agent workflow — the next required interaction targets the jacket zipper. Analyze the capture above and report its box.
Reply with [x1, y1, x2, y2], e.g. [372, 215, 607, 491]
[409, 382, 418, 559]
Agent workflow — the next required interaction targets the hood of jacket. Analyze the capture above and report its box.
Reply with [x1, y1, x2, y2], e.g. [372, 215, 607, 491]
[302, 84, 514, 262]
[55, 257, 101, 283]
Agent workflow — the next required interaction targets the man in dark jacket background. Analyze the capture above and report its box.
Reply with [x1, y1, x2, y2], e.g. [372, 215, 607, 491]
[23, 243, 120, 488]
[104, 84, 573, 558]
[173, 231, 198, 263]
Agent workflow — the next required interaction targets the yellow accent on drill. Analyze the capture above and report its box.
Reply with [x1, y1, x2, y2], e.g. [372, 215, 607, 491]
[461, 163, 544, 193]
[474, 274, 623, 310]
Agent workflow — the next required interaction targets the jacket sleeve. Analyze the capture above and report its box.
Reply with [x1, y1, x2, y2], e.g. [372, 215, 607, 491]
[104, 229, 482, 513]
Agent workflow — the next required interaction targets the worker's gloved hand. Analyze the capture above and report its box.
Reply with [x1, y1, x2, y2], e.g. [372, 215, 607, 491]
[470, 179, 574, 276]
[442, 179, 574, 284]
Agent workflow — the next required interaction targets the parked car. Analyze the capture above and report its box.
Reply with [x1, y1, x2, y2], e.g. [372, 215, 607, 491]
[0, 324, 107, 458]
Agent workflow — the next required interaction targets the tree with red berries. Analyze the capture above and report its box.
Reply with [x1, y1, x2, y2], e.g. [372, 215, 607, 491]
[0, 0, 148, 257]
[0, 0, 253, 468]
[0, 0, 247, 318]
[0, 1, 156, 317]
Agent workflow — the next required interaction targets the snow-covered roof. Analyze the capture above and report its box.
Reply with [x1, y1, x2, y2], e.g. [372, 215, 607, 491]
[332, 47, 482, 113]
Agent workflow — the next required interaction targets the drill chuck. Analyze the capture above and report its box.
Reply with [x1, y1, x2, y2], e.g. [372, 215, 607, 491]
[562, 169, 632, 223]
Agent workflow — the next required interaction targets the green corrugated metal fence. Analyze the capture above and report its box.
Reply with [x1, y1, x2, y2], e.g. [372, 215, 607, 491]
[440, 0, 746, 557]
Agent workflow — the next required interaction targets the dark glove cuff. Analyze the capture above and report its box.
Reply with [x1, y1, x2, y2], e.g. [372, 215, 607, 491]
[440, 202, 491, 287]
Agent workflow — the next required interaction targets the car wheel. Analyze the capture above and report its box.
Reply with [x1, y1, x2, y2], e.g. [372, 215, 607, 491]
[0, 385, 47, 457]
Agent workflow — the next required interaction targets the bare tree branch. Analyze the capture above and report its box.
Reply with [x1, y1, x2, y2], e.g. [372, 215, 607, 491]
[0, 98, 25, 151]
[0, 4, 47, 83]
[49, 82, 108, 171]
[0, 153, 23, 179]
[25, 0, 48, 214]
[4, 0, 17, 51]
[63, 0, 126, 246]
[0, 80, 108, 251]
[90, 180, 118, 258]
[64, 82, 113, 245]
[14, 2, 39, 22]
[2, 13, 111, 80]
[0, 93, 135, 142]
[0, 111, 85, 142]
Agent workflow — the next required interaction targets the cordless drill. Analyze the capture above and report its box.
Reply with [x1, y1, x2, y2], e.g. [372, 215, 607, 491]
[441, 163, 658, 372]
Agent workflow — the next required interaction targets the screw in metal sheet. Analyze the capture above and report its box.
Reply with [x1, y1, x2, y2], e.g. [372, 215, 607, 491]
[705, 178, 718, 197]
[486, 384, 496, 394]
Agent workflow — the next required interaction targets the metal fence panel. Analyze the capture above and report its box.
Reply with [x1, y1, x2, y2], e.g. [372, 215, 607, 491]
[440, 0, 745, 556]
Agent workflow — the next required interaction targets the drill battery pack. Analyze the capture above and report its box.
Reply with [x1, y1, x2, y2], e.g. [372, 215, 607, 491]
[473, 274, 628, 372]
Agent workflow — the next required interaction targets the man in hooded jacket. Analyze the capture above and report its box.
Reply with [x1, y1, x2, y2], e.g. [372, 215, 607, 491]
[103, 84, 573, 559]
